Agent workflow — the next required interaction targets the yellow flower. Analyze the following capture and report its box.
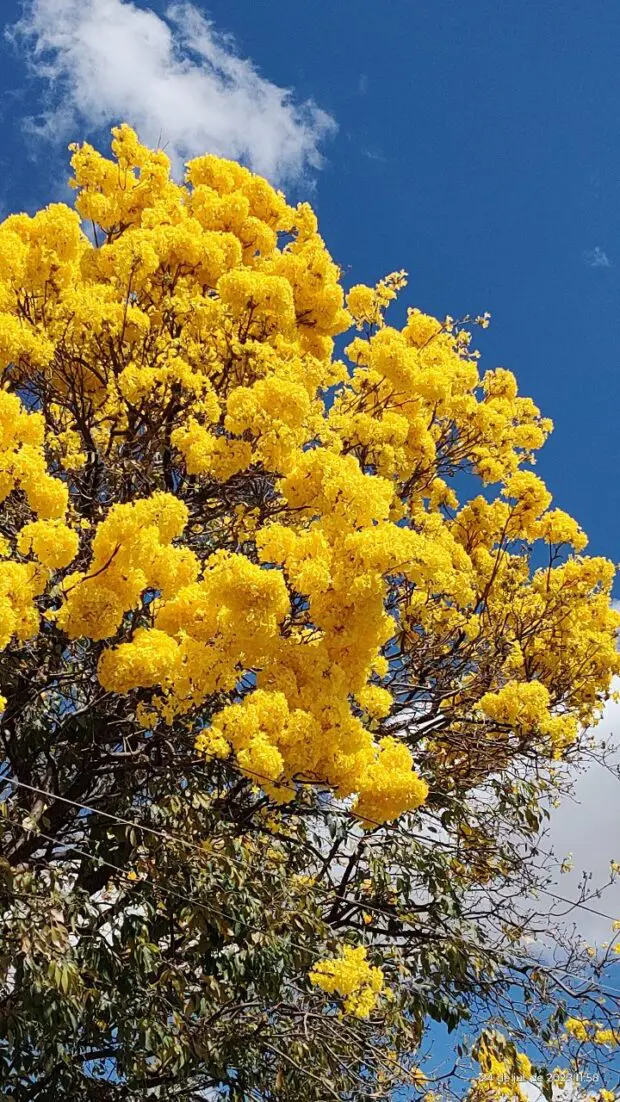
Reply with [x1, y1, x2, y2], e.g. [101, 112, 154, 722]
[17, 519, 79, 570]
[309, 945, 384, 1018]
[565, 1017, 590, 1042]
[594, 1029, 619, 1047]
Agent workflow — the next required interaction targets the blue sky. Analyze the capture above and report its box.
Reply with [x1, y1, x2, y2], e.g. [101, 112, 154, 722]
[1, 0, 618, 576]
[199, 0, 620, 575]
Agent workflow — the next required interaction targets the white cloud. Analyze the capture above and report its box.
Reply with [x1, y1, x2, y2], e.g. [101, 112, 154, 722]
[521, 1076, 593, 1102]
[584, 246, 612, 268]
[8, 0, 336, 184]
[544, 682, 620, 944]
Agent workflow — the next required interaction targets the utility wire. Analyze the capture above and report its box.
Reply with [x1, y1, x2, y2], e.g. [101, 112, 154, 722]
[10, 817, 317, 959]
[7, 778, 620, 1006]
[5, 777, 620, 930]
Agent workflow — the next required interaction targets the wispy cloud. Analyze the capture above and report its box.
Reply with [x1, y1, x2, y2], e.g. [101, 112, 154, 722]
[7, 0, 337, 185]
[361, 147, 388, 164]
[583, 245, 612, 268]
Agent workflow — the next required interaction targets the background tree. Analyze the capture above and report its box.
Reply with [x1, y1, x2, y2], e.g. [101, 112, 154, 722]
[0, 126, 618, 1100]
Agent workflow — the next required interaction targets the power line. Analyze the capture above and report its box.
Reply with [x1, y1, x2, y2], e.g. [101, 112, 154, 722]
[5, 778, 401, 937]
[11, 817, 317, 959]
[8, 779, 620, 1008]
[5, 777, 620, 934]
[8, 832, 400, 1098]
[3, 776, 419, 927]
[5, 818, 441, 1091]
[541, 888, 619, 924]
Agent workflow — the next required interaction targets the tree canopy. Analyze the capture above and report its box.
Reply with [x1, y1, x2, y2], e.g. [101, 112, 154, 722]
[0, 125, 619, 1100]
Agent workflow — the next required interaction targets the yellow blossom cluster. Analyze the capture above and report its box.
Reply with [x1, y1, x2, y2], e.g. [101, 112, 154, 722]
[467, 1032, 533, 1102]
[56, 494, 196, 642]
[16, 520, 79, 571]
[0, 391, 67, 520]
[0, 390, 75, 648]
[309, 945, 384, 1018]
[0, 559, 46, 651]
[347, 270, 408, 329]
[565, 1018, 620, 1047]
[0, 125, 616, 823]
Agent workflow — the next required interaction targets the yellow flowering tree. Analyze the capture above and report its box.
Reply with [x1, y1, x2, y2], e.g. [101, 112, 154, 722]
[1, 126, 619, 1100]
